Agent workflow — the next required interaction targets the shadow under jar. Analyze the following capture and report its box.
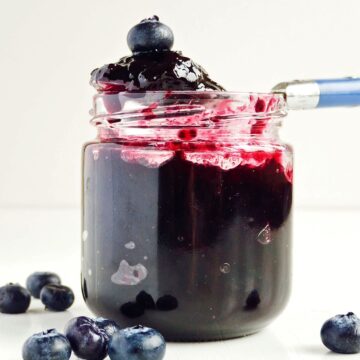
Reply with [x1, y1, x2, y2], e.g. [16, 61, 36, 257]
[81, 91, 293, 341]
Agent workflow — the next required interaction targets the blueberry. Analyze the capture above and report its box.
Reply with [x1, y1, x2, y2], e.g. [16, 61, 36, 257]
[120, 301, 145, 318]
[94, 317, 121, 338]
[26, 272, 61, 298]
[0, 283, 31, 314]
[64, 316, 109, 360]
[22, 329, 71, 360]
[321, 312, 360, 354]
[244, 290, 261, 310]
[82, 277, 88, 301]
[156, 295, 178, 311]
[136, 290, 155, 309]
[108, 325, 166, 360]
[127, 16, 174, 53]
[40, 284, 74, 311]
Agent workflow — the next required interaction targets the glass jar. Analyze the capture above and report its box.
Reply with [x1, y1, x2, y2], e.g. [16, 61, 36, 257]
[81, 91, 293, 341]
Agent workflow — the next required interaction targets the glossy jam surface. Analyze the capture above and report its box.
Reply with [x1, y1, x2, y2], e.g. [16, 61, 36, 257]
[90, 51, 225, 93]
[82, 133, 292, 340]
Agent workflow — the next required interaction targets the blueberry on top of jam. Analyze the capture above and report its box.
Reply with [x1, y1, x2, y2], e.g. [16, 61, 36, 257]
[127, 15, 174, 53]
[90, 16, 225, 93]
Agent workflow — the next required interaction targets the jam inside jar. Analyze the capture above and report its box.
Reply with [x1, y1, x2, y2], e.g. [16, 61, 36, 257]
[81, 91, 293, 341]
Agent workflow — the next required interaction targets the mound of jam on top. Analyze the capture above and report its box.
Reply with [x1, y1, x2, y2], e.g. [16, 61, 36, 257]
[82, 16, 293, 341]
[90, 16, 224, 93]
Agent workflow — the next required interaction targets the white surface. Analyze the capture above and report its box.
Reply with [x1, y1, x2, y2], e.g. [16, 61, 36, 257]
[1, 207, 359, 359]
[1, 0, 360, 208]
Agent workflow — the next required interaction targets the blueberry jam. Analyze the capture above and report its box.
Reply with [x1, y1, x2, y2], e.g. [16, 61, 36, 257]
[90, 16, 224, 93]
[83, 17, 292, 341]
[91, 51, 224, 93]
[82, 91, 292, 341]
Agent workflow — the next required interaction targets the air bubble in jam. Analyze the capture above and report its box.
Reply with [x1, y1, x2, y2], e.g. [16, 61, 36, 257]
[220, 263, 231, 274]
[257, 224, 272, 245]
[183, 148, 285, 170]
[93, 149, 99, 160]
[125, 241, 136, 249]
[184, 151, 242, 170]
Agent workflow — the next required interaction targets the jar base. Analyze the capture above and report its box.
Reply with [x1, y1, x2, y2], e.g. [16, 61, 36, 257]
[86, 301, 271, 342]
[164, 330, 261, 342]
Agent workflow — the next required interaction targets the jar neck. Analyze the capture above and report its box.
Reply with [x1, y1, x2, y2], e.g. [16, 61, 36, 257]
[91, 91, 286, 144]
[96, 121, 282, 144]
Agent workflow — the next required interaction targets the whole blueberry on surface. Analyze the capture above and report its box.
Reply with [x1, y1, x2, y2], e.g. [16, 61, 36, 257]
[40, 284, 74, 311]
[108, 325, 166, 360]
[65, 316, 110, 360]
[321, 312, 360, 354]
[26, 272, 61, 298]
[0, 283, 31, 314]
[127, 15, 174, 53]
[94, 317, 121, 338]
[22, 329, 71, 360]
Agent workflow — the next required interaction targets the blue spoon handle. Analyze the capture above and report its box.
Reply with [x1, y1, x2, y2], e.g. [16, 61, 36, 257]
[272, 77, 360, 110]
[316, 78, 360, 107]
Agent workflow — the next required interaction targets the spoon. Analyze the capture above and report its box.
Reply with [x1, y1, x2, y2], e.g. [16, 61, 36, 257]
[272, 77, 360, 110]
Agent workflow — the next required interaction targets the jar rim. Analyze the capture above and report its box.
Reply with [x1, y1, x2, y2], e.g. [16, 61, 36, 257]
[90, 91, 287, 128]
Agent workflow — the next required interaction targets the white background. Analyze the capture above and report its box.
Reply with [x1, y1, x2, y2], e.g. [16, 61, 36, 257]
[1, 2, 360, 358]
[1, 0, 360, 209]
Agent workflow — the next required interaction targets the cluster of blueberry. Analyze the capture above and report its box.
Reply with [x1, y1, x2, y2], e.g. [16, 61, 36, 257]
[0, 272, 166, 359]
[0, 272, 74, 313]
[121, 290, 178, 318]
[22, 317, 165, 360]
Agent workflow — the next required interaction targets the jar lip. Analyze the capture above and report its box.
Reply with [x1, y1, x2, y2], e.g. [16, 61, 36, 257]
[91, 91, 287, 128]
[94, 90, 285, 96]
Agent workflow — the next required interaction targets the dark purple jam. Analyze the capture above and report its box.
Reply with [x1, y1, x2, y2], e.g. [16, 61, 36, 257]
[82, 139, 292, 341]
[84, 16, 291, 340]
[90, 51, 225, 93]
